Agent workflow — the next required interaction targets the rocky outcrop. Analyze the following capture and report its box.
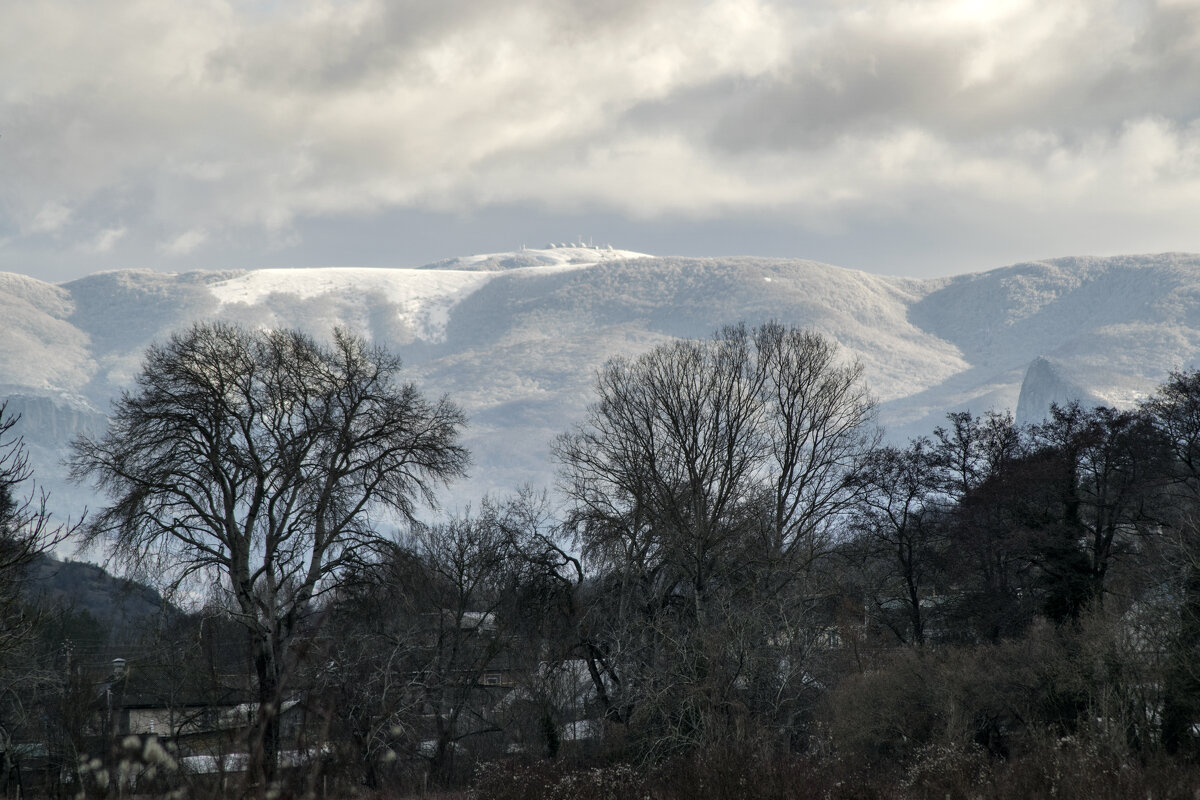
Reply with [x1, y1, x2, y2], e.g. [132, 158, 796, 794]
[1015, 356, 1104, 424]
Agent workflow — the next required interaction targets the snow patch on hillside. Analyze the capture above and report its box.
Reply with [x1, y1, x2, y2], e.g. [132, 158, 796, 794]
[209, 248, 653, 342]
[0, 272, 94, 393]
[210, 268, 490, 342]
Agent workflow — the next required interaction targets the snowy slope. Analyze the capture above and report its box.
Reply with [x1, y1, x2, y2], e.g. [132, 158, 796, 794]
[207, 246, 651, 343]
[210, 267, 493, 343]
[899, 253, 1200, 430]
[0, 272, 93, 396]
[3, 248, 1200, 521]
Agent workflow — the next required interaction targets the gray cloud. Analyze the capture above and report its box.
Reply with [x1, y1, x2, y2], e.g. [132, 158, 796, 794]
[1, 0, 1198, 280]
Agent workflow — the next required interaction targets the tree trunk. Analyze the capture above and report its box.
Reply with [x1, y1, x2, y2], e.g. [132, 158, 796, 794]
[251, 636, 283, 795]
[1163, 561, 1200, 754]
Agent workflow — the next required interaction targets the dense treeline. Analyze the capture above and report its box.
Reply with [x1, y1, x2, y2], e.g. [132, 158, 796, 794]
[5, 322, 1200, 798]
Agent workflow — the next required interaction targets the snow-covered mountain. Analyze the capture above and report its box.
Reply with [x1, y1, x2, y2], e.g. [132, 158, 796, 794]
[5, 247, 1200, 523]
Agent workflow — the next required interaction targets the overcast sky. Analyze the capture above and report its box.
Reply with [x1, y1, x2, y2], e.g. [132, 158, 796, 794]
[3, 0, 1199, 283]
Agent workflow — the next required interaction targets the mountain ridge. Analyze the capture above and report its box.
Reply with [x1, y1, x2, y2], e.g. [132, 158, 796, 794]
[5, 248, 1199, 523]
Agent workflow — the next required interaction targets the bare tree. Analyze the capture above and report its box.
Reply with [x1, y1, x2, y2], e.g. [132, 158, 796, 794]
[0, 403, 78, 794]
[0, 403, 78, 648]
[930, 410, 1023, 500]
[1029, 403, 1164, 608]
[316, 494, 565, 790]
[554, 323, 875, 751]
[68, 322, 468, 790]
[848, 440, 942, 646]
[404, 509, 514, 782]
[1143, 371, 1200, 753]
